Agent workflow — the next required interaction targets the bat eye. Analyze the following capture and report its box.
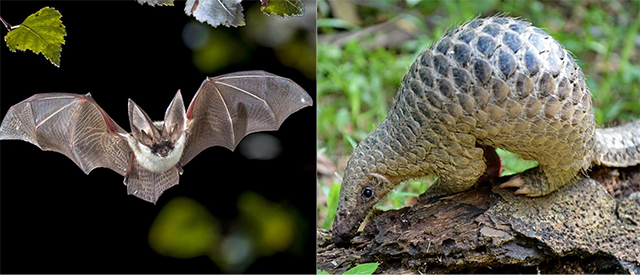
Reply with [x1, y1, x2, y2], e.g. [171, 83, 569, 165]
[361, 187, 373, 200]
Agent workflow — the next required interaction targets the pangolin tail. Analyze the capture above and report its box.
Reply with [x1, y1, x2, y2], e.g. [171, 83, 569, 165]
[593, 120, 640, 167]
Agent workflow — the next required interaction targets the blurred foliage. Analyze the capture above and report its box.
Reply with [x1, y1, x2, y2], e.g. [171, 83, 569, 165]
[184, 1, 316, 78]
[148, 197, 219, 258]
[376, 178, 432, 211]
[497, 148, 539, 176]
[149, 193, 304, 273]
[190, 28, 251, 73]
[318, 40, 414, 157]
[317, 0, 640, 220]
[242, 3, 316, 79]
[320, 181, 340, 228]
[3, 7, 66, 67]
[237, 192, 296, 254]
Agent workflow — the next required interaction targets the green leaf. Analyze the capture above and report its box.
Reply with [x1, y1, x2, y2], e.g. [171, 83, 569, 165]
[260, 0, 305, 17]
[322, 183, 341, 229]
[4, 7, 66, 67]
[317, 269, 331, 275]
[184, 0, 245, 28]
[343, 262, 380, 275]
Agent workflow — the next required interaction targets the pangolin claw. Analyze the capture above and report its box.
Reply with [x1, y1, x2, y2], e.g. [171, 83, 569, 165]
[514, 186, 532, 195]
[499, 175, 523, 188]
[500, 175, 544, 197]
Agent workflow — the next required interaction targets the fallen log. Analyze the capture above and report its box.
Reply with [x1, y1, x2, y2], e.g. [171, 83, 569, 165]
[317, 166, 640, 274]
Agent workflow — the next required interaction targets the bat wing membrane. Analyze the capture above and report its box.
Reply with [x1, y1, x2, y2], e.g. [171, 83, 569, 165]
[126, 163, 180, 203]
[0, 93, 131, 176]
[181, 71, 312, 165]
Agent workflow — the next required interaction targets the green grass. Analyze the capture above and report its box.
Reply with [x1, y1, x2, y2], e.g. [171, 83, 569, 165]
[318, 40, 414, 157]
[375, 177, 434, 211]
[317, 0, 640, 226]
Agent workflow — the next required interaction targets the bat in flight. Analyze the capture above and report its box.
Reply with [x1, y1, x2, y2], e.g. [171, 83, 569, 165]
[0, 71, 312, 203]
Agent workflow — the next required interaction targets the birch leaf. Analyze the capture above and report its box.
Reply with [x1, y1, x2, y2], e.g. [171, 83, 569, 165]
[4, 7, 66, 67]
[260, 0, 304, 17]
[184, 0, 245, 28]
[136, 0, 174, 6]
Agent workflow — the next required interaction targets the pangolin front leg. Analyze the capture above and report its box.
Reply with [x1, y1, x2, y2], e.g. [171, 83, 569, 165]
[501, 165, 581, 197]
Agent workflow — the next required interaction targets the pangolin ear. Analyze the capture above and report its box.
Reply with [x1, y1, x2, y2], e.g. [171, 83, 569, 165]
[163, 90, 186, 143]
[128, 99, 160, 146]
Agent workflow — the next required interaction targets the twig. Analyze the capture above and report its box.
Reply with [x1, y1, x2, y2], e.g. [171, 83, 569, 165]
[0, 15, 12, 31]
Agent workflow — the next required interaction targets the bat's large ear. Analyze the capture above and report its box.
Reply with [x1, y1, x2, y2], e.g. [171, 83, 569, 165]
[129, 99, 160, 147]
[163, 90, 186, 143]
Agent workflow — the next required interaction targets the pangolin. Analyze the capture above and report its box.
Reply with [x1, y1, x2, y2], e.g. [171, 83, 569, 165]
[332, 16, 640, 242]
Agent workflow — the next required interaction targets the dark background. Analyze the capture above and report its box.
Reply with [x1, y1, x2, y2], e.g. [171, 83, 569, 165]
[0, 1, 316, 273]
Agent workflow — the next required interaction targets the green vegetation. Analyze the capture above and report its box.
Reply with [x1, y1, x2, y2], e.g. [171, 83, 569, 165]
[149, 193, 305, 273]
[318, 40, 414, 157]
[317, 0, 640, 226]
[318, 262, 380, 275]
[320, 182, 341, 229]
[260, 0, 305, 17]
[2, 7, 66, 67]
[148, 197, 219, 259]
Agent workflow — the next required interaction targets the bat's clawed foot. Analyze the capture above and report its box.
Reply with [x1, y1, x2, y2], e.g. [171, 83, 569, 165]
[124, 153, 134, 186]
[177, 163, 184, 175]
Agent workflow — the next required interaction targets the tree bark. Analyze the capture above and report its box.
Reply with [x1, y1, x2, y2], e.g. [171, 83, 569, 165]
[317, 166, 640, 274]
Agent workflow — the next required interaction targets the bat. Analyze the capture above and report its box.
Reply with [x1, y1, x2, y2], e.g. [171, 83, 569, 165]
[0, 71, 313, 203]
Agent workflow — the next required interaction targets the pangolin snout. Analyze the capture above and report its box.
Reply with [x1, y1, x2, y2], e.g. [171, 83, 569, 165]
[331, 209, 360, 245]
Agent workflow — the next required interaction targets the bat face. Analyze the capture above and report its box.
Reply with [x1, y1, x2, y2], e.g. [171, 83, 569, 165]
[127, 91, 187, 173]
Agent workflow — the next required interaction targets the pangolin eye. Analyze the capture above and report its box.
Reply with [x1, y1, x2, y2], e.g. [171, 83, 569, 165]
[362, 187, 373, 200]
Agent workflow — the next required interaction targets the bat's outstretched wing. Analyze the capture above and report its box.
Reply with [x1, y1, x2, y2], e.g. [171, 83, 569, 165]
[181, 71, 313, 165]
[0, 93, 131, 176]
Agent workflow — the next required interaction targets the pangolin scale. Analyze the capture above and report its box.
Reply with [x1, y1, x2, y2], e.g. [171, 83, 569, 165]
[333, 16, 640, 242]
